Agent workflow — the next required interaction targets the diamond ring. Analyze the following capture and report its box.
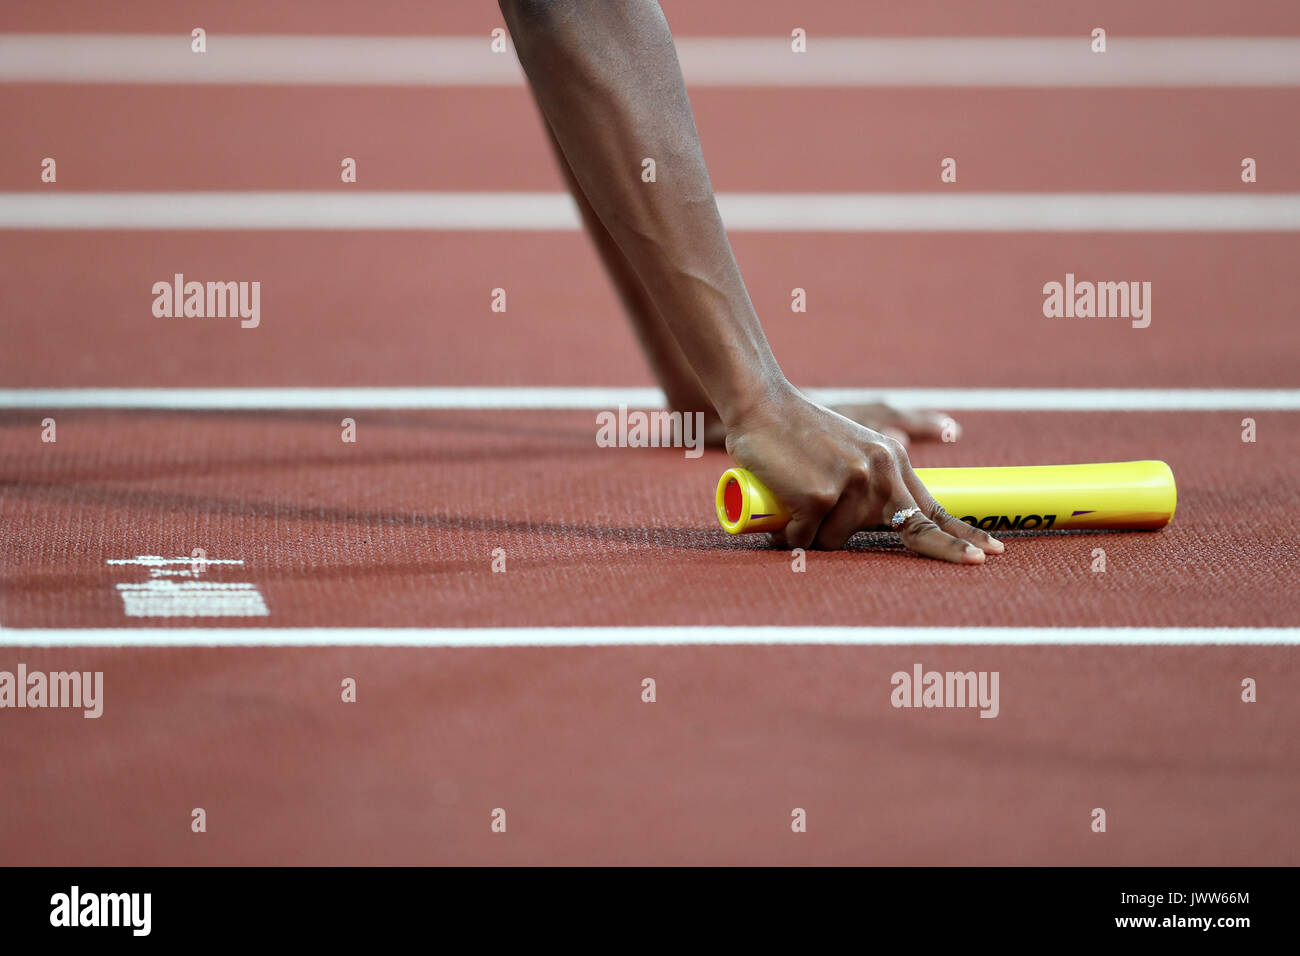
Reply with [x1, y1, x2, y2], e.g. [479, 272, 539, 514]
[890, 506, 922, 529]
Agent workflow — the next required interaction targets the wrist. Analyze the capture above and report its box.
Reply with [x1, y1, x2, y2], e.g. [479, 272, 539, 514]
[714, 369, 798, 432]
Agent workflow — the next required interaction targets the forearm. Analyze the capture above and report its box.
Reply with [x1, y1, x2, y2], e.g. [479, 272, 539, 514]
[500, 0, 790, 423]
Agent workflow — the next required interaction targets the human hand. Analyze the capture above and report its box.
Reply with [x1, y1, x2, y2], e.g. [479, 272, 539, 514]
[724, 385, 1003, 562]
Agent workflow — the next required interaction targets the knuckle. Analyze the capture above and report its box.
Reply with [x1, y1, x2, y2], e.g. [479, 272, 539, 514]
[845, 461, 873, 489]
[801, 485, 839, 513]
[875, 432, 906, 456]
[808, 491, 838, 513]
[865, 443, 896, 473]
[900, 515, 937, 538]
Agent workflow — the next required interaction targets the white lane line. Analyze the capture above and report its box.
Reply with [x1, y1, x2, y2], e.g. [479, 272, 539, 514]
[0, 627, 1295, 647]
[2, 35, 1300, 87]
[0, 192, 579, 231]
[4, 192, 1300, 231]
[1, 388, 1297, 411]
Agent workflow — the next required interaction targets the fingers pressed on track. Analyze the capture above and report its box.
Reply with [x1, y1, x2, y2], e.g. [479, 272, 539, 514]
[812, 495, 870, 551]
[935, 509, 1005, 554]
[890, 409, 958, 443]
[830, 404, 958, 445]
[780, 494, 837, 551]
[889, 494, 986, 564]
[902, 471, 1005, 554]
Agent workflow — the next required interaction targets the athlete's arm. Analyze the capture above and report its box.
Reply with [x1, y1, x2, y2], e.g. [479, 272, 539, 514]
[499, 0, 1003, 561]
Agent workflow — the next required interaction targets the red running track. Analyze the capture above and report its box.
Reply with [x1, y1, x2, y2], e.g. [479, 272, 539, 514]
[2, 410, 1299, 629]
[2, 232, 1298, 390]
[2, 641, 1295, 865]
[2, 410, 1297, 863]
[2, 2, 1299, 866]
[4, 0, 1300, 37]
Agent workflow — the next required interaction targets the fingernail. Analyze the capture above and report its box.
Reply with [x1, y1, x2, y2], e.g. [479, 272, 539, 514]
[987, 536, 1005, 552]
[964, 545, 984, 562]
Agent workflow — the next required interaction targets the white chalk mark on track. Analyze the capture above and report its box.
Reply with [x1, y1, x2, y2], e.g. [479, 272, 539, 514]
[115, 583, 270, 618]
[105, 555, 270, 617]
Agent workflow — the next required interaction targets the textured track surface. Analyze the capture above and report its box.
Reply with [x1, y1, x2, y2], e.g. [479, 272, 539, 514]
[2, 410, 1298, 629]
[2, 2, 1298, 865]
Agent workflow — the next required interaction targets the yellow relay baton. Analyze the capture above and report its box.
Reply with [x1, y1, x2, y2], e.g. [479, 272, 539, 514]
[716, 461, 1177, 535]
